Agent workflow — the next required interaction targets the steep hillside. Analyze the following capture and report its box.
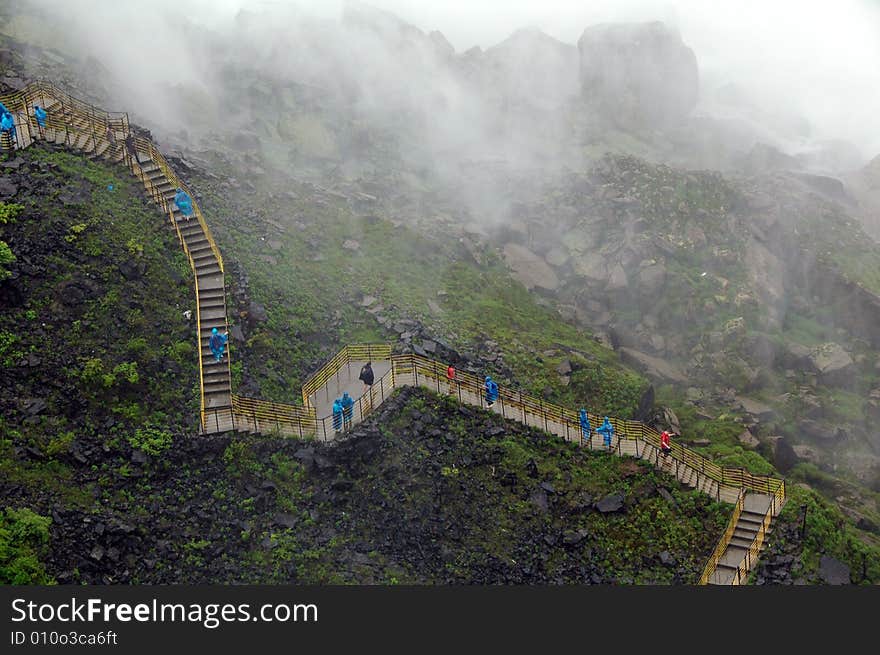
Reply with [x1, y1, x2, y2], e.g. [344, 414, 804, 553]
[2, 11, 880, 585]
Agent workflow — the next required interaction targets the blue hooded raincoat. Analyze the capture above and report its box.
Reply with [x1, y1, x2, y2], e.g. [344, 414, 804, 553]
[174, 188, 194, 218]
[484, 376, 499, 405]
[597, 417, 614, 448]
[341, 392, 354, 423]
[579, 409, 591, 440]
[332, 399, 344, 430]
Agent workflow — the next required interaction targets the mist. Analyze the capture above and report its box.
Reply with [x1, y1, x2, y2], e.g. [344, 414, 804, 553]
[10, 0, 880, 167]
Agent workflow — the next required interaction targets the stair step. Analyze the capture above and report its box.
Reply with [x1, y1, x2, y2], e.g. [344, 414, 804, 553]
[192, 247, 217, 260]
[200, 307, 227, 322]
[737, 515, 765, 529]
[196, 267, 222, 279]
[179, 225, 205, 238]
[204, 382, 231, 394]
[186, 237, 210, 249]
[733, 527, 759, 542]
[729, 536, 755, 550]
[198, 294, 226, 307]
[188, 244, 213, 257]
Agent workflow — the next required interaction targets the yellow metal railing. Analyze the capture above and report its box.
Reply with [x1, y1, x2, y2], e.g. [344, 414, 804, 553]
[2, 81, 230, 430]
[231, 394, 317, 437]
[3, 79, 787, 582]
[699, 489, 746, 584]
[300, 343, 391, 406]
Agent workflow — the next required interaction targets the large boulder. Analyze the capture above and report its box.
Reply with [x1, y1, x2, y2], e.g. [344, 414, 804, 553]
[502, 243, 560, 292]
[619, 347, 688, 384]
[735, 396, 777, 422]
[477, 28, 579, 112]
[808, 343, 855, 386]
[577, 22, 698, 130]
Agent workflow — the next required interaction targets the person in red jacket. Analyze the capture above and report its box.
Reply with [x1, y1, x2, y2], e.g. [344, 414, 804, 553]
[660, 430, 672, 456]
[446, 364, 456, 394]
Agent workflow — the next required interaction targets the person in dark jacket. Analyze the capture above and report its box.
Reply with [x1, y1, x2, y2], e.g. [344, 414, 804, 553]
[358, 361, 374, 393]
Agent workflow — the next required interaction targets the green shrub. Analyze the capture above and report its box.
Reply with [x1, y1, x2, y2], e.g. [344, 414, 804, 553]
[128, 426, 172, 456]
[0, 240, 14, 281]
[80, 357, 105, 386]
[0, 201, 23, 224]
[45, 431, 75, 457]
[113, 361, 139, 385]
[0, 507, 54, 585]
[126, 337, 149, 357]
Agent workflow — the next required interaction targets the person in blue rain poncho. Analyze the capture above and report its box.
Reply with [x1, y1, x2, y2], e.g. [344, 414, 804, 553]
[340, 392, 355, 428]
[597, 417, 614, 450]
[174, 187, 194, 221]
[484, 376, 499, 407]
[579, 409, 591, 443]
[1, 111, 16, 145]
[209, 327, 229, 363]
[34, 105, 47, 133]
[332, 398, 344, 432]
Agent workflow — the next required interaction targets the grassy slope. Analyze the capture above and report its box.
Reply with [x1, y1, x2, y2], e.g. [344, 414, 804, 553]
[195, 168, 647, 416]
[0, 145, 197, 582]
[241, 388, 731, 584]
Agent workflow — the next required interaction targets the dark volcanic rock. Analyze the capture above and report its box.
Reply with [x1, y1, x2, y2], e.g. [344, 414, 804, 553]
[819, 555, 850, 585]
[596, 493, 625, 513]
[0, 175, 19, 197]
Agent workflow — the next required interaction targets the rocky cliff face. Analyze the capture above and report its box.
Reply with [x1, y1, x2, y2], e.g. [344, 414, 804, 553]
[577, 22, 699, 130]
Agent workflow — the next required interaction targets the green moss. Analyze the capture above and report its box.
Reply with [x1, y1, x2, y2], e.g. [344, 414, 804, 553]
[0, 507, 55, 585]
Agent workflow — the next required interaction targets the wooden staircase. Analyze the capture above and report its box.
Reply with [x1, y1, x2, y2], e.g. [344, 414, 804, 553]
[707, 493, 774, 585]
[2, 84, 233, 432]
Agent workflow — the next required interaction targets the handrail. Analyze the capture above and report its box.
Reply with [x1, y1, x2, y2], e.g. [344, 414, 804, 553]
[728, 493, 778, 585]
[699, 489, 746, 584]
[2, 80, 229, 434]
[301, 346, 352, 405]
[3, 78, 786, 583]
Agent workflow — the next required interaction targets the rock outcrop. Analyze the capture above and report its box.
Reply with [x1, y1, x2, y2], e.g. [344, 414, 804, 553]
[577, 21, 698, 130]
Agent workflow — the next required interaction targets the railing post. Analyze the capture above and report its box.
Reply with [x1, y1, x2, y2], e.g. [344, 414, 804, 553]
[61, 101, 70, 147]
